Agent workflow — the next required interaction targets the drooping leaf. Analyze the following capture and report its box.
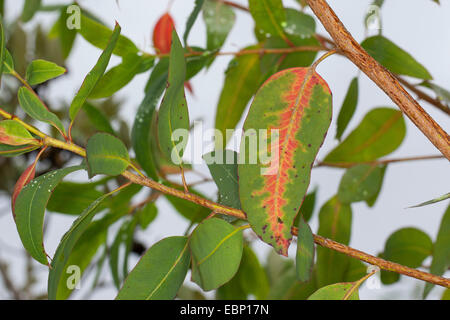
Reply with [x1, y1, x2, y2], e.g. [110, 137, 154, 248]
[0, 120, 37, 146]
[324, 107, 406, 163]
[249, 0, 287, 41]
[0, 14, 5, 86]
[48, 193, 111, 300]
[47, 182, 106, 215]
[11, 163, 36, 217]
[153, 13, 175, 54]
[293, 188, 317, 225]
[14, 165, 85, 265]
[132, 60, 168, 180]
[203, 149, 240, 209]
[238, 67, 332, 256]
[136, 202, 158, 229]
[316, 196, 353, 287]
[21, 0, 41, 22]
[308, 282, 359, 300]
[423, 204, 450, 298]
[116, 236, 190, 300]
[157, 30, 190, 165]
[89, 54, 153, 99]
[0, 144, 38, 157]
[25, 59, 66, 85]
[78, 13, 138, 57]
[217, 245, 269, 300]
[203, 0, 235, 51]
[190, 218, 244, 291]
[296, 217, 315, 282]
[48, 7, 77, 59]
[69, 23, 121, 121]
[183, 0, 205, 45]
[365, 165, 387, 207]
[361, 35, 432, 80]
[337, 164, 385, 204]
[215, 47, 263, 146]
[86, 132, 130, 177]
[336, 77, 359, 140]
[409, 192, 450, 208]
[18, 87, 66, 137]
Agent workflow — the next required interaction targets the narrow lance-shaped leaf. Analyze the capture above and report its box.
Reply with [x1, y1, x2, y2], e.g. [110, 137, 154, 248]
[86, 133, 130, 178]
[336, 77, 359, 140]
[238, 67, 332, 256]
[183, 0, 205, 45]
[0, 120, 38, 146]
[132, 60, 168, 180]
[14, 165, 85, 265]
[153, 13, 175, 54]
[157, 30, 190, 165]
[0, 14, 5, 86]
[48, 192, 111, 299]
[0, 144, 38, 157]
[361, 35, 432, 80]
[424, 204, 450, 298]
[116, 236, 190, 300]
[25, 59, 66, 85]
[48, 7, 77, 59]
[18, 87, 66, 137]
[325, 107, 406, 163]
[190, 218, 244, 291]
[69, 23, 121, 121]
[409, 192, 450, 208]
[215, 47, 263, 146]
[11, 163, 36, 216]
[21, 0, 41, 22]
[296, 217, 315, 282]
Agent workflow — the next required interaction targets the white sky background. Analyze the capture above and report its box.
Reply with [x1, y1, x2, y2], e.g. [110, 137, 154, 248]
[0, 0, 449, 300]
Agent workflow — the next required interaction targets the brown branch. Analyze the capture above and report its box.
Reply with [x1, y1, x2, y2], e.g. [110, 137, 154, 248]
[306, 0, 450, 160]
[397, 77, 450, 116]
[316, 154, 445, 168]
[217, 0, 249, 12]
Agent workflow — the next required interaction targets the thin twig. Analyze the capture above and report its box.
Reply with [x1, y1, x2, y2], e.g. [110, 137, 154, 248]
[316, 155, 445, 168]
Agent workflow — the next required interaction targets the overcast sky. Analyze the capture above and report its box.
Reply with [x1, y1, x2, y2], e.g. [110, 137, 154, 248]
[0, 0, 449, 300]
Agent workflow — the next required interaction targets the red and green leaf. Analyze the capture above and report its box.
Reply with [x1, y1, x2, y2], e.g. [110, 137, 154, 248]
[11, 163, 36, 217]
[238, 67, 332, 256]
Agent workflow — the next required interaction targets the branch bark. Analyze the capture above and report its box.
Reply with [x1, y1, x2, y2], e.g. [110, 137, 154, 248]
[306, 0, 450, 160]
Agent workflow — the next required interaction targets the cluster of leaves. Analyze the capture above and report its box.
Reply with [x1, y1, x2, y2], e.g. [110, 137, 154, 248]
[0, 0, 448, 300]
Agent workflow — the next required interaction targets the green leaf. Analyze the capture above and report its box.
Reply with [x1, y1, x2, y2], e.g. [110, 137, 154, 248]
[284, 8, 316, 38]
[203, 0, 235, 51]
[383, 227, 433, 267]
[90, 55, 153, 99]
[116, 236, 190, 300]
[14, 165, 85, 265]
[249, 0, 287, 40]
[424, 204, 450, 298]
[409, 192, 450, 208]
[86, 132, 130, 177]
[78, 13, 138, 57]
[316, 196, 352, 287]
[21, 0, 41, 22]
[48, 193, 111, 299]
[0, 120, 37, 146]
[217, 245, 269, 300]
[337, 164, 385, 204]
[419, 81, 450, 106]
[442, 289, 450, 300]
[325, 107, 406, 163]
[294, 188, 317, 225]
[203, 149, 241, 209]
[18, 86, 66, 137]
[82, 102, 116, 135]
[0, 144, 38, 157]
[361, 35, 432, 80]
[308, 282, 359, 300]
[157, 30, 190, 164]
[296, 217, 315, 282]
[336, 77, 359, 140]
[238, 67, 332, 255]
[184, 0, 205, 45]
[365, 165, 387, 207]
[136, 202, 158, 229]
[47, 182, 105, 215]
[132, 59, 168, 180]
[190, 218, 244, 291]
[69, 23, 121, 121]
[214, 47, 263, 146]
[48, 7, 77, 58]
[25, 59, 66, 85]
[3, 49, 14, 74]
[0, 14, 5, 86]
